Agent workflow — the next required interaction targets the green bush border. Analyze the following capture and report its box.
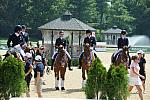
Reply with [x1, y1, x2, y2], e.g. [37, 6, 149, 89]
[0, 56, 26, 99]
[85, 58, 129, 100]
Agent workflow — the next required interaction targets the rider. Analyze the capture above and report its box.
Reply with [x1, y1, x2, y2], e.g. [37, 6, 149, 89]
[21, 25, 29, 45]
[7, 25, 24, 48]
[7, 25, 27, 60]
[117, 30, 130, 67]
[117, 30, 129, 50]
[78, 29, 97, 69]
[51, 31, 72, 70]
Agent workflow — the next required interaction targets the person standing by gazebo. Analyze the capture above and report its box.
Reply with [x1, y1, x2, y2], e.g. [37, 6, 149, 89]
[51, 31, 73, 70]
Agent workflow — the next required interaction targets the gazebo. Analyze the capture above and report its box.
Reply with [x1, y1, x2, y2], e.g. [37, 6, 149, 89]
[38, 11, 96, 58]
[102, 26, 122, 45]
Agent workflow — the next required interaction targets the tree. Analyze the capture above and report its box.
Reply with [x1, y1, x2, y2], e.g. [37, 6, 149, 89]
[124, 0, 150, 36]
[96, 0, 109, 29]
[68, 0, 99, 23]
[0, 0, 31, 36]
[106, 0, 135, 33]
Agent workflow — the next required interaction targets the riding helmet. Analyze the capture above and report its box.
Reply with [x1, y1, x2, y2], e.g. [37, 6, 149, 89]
[14, 25, 22, 32]
[121, 30, 127, 35]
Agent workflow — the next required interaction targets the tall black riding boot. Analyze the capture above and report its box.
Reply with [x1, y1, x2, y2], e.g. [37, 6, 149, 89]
[68, 59, 73, 71]
[51, 59, 54, 70]
[78, 57, 82, 69]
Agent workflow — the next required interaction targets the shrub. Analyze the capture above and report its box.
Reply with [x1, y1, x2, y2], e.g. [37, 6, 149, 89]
[71, 58, 79, 66]
[0, 56, 26, 99]
[106, 64, 129, 100]
[47, 58, 52, 66]
[85, 58, 107, 99]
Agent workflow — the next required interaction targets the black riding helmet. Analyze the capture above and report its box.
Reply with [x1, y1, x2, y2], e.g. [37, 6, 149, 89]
[86, 29, 92, 34]
[121, 30, 127, 35]
[14, 25, 22, 33]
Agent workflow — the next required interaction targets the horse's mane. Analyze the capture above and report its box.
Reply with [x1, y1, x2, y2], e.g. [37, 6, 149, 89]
[84, 44, 90, 56]
[54, 47, 67, 67]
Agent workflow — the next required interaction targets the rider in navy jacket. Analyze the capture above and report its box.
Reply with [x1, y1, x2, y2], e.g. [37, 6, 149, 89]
[7, 25, 24, 48]
[78, 30, 97, 69]
[117, 30, 129, 50]
[51, 31, 72, 70]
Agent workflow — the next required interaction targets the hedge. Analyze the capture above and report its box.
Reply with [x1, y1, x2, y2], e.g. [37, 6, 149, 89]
[0, 56, 26, 100]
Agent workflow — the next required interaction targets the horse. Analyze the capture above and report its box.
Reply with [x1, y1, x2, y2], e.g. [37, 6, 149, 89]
[111, 46, 130, 68]
[81, 43, 96, 87]
[53, 45, 68, 90]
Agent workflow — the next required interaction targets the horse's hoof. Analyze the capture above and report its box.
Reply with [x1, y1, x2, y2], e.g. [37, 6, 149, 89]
[55, 87, 59, 90]
[43, 81, 46, 85]
[69, 68, 73, 71]
[78, 66, 81, 69]
[61, 87, 65, 91]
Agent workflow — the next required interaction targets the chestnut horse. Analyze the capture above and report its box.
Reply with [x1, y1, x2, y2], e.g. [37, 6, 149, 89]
[81, 43, 96, 87]
[53, 46, 68, 90]
[111, 46, 130, 68]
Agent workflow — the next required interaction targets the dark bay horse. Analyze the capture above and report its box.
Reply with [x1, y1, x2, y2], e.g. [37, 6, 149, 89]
[53, 45, 68, 90]
[81, 43, 96, 87]
[111, 46, 130, 68]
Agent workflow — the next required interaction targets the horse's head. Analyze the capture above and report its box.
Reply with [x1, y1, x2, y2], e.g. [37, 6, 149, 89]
[84, 43, 90, 55]
[58, 45, 65, 56]
[122, 46, 130, 53]
[120, 46, 130, 67]
[54, 45, 67, 67]
[112, 46, 130, 67]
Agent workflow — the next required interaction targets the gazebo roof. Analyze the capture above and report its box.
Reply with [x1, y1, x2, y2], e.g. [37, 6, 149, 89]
[102, 27, 122, 34]
[38, 12, 96, 31]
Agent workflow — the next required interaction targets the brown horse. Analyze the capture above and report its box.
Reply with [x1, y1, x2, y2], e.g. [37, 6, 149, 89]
[111, 46, 130, 68]
[53, 46, 68, 90]
[81, 43, 95, 87]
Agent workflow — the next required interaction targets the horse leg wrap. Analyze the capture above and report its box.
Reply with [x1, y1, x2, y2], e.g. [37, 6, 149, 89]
[55, 77, 59, 88]
[60, 78, 64, 88]
[82, 80, 86, 88]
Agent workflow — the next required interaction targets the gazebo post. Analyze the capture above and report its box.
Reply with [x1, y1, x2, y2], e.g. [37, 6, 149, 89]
[51, 30, 54, 57]
[79, 31, 81, 55]
[71, 32, 73, 58]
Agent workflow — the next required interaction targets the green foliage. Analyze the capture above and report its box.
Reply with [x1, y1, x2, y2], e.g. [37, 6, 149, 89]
[0, 0, 150, 38]
[85, 58, 107, 99]
[0, 56, 26, 99]
[68, 0, 99, 23]
[47, 58, 52, 66]
[106, 64, 129, 100]
[0, 55, 2, 61]
[71, 58, 79, 66]
[106, 0, 135, 33]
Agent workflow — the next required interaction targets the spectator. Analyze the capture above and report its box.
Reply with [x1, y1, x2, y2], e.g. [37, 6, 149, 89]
[34, 55, 44, 98]
[128, 55, 145, 100]
[137, 50, 146, 93]
[24, 53, 33, 97]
